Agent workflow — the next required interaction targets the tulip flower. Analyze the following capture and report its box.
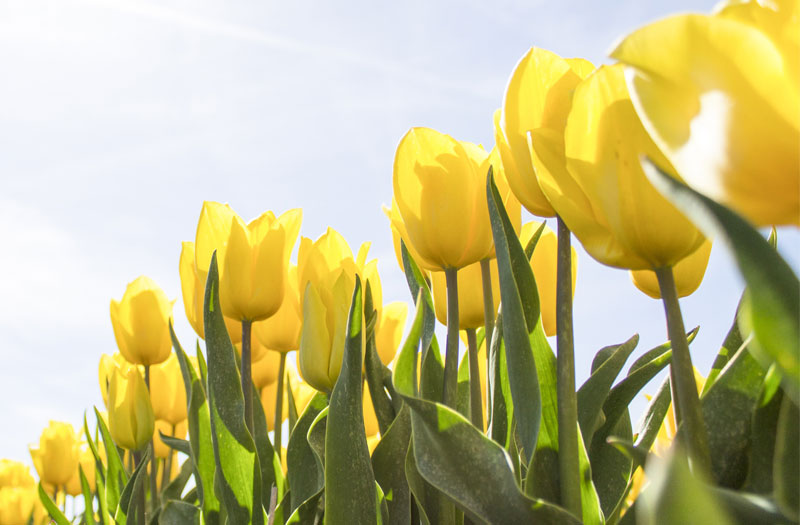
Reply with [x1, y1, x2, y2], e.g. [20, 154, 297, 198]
[610, 0, 799, 226]
[0, 460, 34, 490]
[520, 222, 577, 337]
[99, 352, 137, 407]
[631, 240, 713, 300]
[110, 276, 174, 366]
[193, 201, 302, 322]
[297, 228, 378, 392]
[149, 353, 187, 426]
[0, 487, 38, 525]
[252, 349, 283, 390]
[253, 265, 302, 353]
[374, 302, 408, 366]
[496, 47, 594, 218]
[108, 367, 155, 451]
[179, 241, 242, 344]
[432, 260, 500, 330]
[64, 446, 97, 497]
[153, 419, 188, 460]
[29, 422, 79, 488]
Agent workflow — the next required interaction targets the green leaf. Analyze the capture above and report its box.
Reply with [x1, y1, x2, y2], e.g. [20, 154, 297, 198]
[645, 161, 800, 404]
[578, 335, 639, 449]
[83, 412, 105, 485]
[196, 340, 209, 393]
[95, 461, 111, 525]
[157, 432, 191, 456]
[286, 373, 299, 434]
[78, 465, 97, 525]
[203, 252, 263, 525]
[577, 424, 605, 525]
[160, 500, 201, 524]
[324, 277, 380, 524]
[161, 459, 194, 502]
[286, 392, 327, 515]
[365, 282, 397, 436]
[486, 168, 542, 464]
[592, 411, 633, 520]
[285, 488, 323, 524]
[252, 378, 285, 517]
[774, 394, 800, 520]
[744, 364, 784, 493]
[702, 298, 744, 396]
[400, 241, 436, 371]
[713, 488, 795, 525]
[637, 450, 733, 525]
[93, 407, 128, 516]
[170, 324, 221, 524]
[37, 483, 70, 525]
[700, 342, 767, 488]
[488, 311, 513, 449]
[372, 405, 413, 525]
[115, 449, 150, 524]
[307, 407, 327, 469]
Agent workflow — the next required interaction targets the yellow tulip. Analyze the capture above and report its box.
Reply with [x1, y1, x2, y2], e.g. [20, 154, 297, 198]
[0, 461, 34, 489]
[99, 353, 136, 408]
[64, 446, 96, 497]
[497, 47, 594, 217]
[193, 201, 302, 322]
[110, 276, 174, 366]
[531, 64, 705, 270]
[297, 228, 378, 392]
[29, 422, 79, 488]
[179, 241, 242, 344]
[610, 1, 799, 226]
[0, 487, 37, 525]
[631, 240, 713, 299]
[150, 353, 187, 426]
[153, 419, 188, 459]
[392, 128, 520, 271]
[375, 302, 408, 366]
[108, 367, 155, 451]
[253, 265, 302, 353]
[521, 222, 577, 336]
[431, 259, 499, 330]
[260, 380, 290, 432]
[384, 199, 429, 272]
[252, 349, 283, 390]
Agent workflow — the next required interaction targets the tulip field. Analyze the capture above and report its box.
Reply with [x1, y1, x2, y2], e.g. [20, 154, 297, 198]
[1, 1, 798, 524]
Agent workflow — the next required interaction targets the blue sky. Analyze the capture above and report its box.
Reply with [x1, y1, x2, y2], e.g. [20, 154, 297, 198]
[2, 0, 796, 464]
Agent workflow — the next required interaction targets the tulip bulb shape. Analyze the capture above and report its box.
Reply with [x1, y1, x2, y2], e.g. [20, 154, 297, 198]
[193, 201, 302, 322]
[631, 240, 712, 299]
[29, 421, 79, 488]
[110, 276, 174, 366]
[610, 0, 799, 226]
[108, 367, 155, 451]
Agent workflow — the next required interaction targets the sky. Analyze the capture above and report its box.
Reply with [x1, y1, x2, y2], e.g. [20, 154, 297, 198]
[1, 0, 797, 466]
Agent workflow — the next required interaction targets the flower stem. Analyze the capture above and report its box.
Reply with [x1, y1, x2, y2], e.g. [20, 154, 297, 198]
[556, 216, 581, 518]
[241, 319, 254, 435]
[160, 424, 175, 490]
[144, 365, 158, 512]
[274, 352, 287, 457]
[442, 267, 460, 408]
[655, 266, 711, 473]
[466, 328, 483, 430]
[480, 258, 495, 422]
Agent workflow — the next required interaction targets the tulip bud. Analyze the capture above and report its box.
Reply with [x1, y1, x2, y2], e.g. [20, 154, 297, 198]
[149, 353, 187, 426]
[108, 368, 155, 451]
[29, 421, 79, 488]
[432, 260, 500, 330]
[99, 352, 136, 408]
[630, 240, 713, 299]
[179, 241, 242, 344]
[110, 276, 174, 366]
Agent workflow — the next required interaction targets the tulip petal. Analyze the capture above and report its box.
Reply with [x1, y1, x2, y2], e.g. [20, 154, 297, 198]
[299, 283, 334, 392]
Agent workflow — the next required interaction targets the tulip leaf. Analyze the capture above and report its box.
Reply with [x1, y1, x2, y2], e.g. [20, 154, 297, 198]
[372, 404, 413, 525]
[702, 298, 745, 396]
[115, 448, 150, 524]
[307, 407, 327, 469]
[365, 281, 397, 435]
[699, 342, 767, 489]
[196, 341, 209, 392]
[578, 335, 639, 449]
[286, 391, 327, 514]
[93, 406, 128, 516]
[325, 276, 380, 524]
[78, 465, 97, 525]
[774, 394, 800, 520]
[488, 310, 513, 450]
[94, 462, 111, 525]
[285, 488, 324, 525]
[82, 412, 105, 485]
[160, 500, 201, 525]
[170, 324, 221, 524]
[487, 168, 542, 464]
[252, 380, 285, 519]
[203, 252, 263, 525]
[286, 373, 299, 434]
[161, 459, 195, 502]
[644, 161, 800, 404]
[713, 488, 795, 525]
[37, 483, 70, 525]
[576, 424, 605, 525]
[400, 241, 437, 377]
[158, 432, 191, 456]
[744, 365, 784, 493]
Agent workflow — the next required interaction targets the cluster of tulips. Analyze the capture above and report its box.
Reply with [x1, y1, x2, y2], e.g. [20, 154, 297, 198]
[3, 0, 798, 523]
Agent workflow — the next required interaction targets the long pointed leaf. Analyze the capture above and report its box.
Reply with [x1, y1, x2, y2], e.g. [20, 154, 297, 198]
[93, 407, 127, 516]
[286, 392, 327, 514]
[37, 483, 70, 525]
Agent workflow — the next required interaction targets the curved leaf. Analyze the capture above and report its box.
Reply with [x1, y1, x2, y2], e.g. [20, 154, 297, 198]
[160, 500, 201, 525]
[93, 406, 128, 516]
[114, 449, 150, 524]
[372, 405, 413, 525]
[37, 483, 69, 525]
[286, 392, 327, 514]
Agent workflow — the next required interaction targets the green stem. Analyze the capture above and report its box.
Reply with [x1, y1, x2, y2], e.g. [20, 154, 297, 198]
[480, 258, 495, 422]
[144, 365, 158, 512]
[655, 266, 711, 473]
[466, 328, 483, 430]
[241, 319, 254, 435]
[160, 425, 175, 491]
[556, 216, 581, 518]
[442, 267, 460, 408]
[274, 352, 287, 456]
